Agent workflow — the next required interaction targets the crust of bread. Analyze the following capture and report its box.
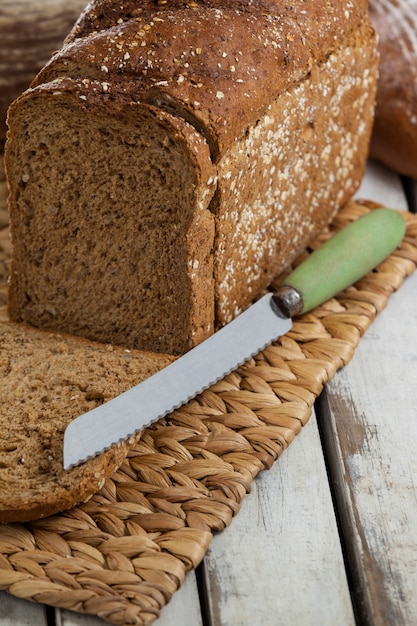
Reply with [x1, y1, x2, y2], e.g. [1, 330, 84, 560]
[37, 0, 371, 159]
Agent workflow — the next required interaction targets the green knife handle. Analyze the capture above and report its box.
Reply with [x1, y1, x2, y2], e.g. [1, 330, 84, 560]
[272, 208, 406, 317]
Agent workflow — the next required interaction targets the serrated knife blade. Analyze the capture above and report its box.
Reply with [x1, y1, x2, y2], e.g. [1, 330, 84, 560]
[63, 208, 406, 469]
[64, 293, 291, 469]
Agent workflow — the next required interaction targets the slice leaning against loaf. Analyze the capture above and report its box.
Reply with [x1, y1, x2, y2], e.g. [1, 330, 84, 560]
[5, 0, 379, 355]
[0, 320, 174, 523]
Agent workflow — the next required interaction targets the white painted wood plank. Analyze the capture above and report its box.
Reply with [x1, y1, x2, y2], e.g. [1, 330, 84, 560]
[155, 571, 203, 626]
[355, 160, 409, 210]
[319, 257, 417, 624]
[0, 591, 48, 625]
[57, 570, 202, 626]
[201, 412, 355, 626]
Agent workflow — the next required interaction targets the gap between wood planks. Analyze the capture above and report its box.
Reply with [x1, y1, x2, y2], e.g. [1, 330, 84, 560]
[402, 177, 417, 213]
[315, 393, 365, 625]
[195, 561, 214, 626]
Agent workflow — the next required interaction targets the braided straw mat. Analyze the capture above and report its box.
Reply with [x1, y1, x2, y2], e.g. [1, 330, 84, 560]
[1, 161, 417, 625]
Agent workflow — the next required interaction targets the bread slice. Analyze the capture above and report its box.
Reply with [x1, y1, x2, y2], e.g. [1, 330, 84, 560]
[5, 1, 378, 355]
[0, 319, 174, 523]
[6, 93, 216, 355]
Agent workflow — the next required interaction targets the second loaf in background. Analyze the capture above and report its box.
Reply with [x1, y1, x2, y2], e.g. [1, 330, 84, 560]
[5, 0, 378, 355]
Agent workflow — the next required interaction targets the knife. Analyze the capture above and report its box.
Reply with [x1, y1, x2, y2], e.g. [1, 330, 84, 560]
[63, 208, 405, 469]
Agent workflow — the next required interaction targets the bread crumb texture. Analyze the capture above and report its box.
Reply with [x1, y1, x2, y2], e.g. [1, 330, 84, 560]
[5, 0, 377, 355]
[0, 321, 173, 522]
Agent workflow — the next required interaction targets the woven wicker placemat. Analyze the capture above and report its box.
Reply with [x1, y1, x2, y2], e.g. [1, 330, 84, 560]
[0, 199, 416, 626]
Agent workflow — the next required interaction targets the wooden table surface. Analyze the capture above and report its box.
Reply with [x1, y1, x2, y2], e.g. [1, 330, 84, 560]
[1, 160, 416, 625]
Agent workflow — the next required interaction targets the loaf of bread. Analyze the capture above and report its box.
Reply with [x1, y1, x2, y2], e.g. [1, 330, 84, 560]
[0, 0, 88, 146]
[368, 0, 417, 179]
[5, 0, 378, 355]
[0, 319, 174, 523]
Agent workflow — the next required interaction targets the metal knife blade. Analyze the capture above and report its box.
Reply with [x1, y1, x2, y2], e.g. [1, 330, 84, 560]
[64, 293, 291, 468]
[63, 208, 406, 469]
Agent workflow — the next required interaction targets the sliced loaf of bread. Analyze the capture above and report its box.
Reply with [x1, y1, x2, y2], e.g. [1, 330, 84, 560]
[5, 1, 378, 355]
[0, 319, 174, 523]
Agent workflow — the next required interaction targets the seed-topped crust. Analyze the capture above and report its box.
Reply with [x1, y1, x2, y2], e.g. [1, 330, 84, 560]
[35, 0, 369, 158]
